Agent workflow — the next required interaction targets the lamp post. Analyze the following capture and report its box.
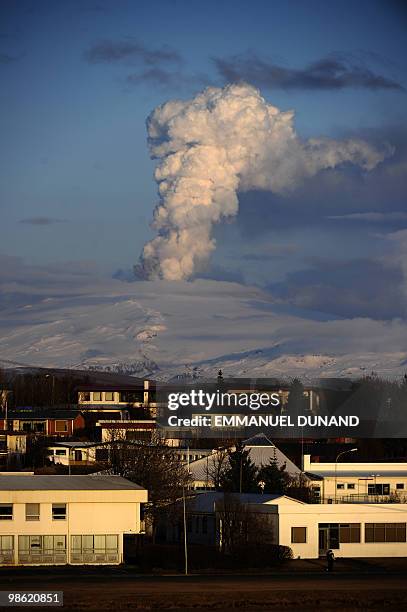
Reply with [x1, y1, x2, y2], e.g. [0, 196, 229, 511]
[371, 474, 381, 502]
[358, 477, 373, 502]
[334, 448, 358, 503]
[182, 485, 188, 576]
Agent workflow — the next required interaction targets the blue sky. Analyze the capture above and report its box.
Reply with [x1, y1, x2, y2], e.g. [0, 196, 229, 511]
[1, 0, 407, 320]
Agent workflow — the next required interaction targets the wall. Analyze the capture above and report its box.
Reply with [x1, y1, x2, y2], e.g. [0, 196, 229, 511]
[277, 503, 407, 559]
[0, 488, 147, 565]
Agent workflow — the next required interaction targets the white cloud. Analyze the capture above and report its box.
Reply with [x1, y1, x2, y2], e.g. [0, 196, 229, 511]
[138, 83, 391, 280]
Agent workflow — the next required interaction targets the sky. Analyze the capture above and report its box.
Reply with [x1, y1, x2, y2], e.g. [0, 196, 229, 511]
[1, 0, 407, 323]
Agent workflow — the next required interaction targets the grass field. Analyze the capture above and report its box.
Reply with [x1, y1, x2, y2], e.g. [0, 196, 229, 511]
[3, 562, 407, 611]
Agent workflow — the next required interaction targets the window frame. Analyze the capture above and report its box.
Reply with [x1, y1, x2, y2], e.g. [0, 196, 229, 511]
[55, 420, 68, 433]
[0, 504, 13, 520]
[339, 523, 360, 543]
[52, 503, 67, 521]
[25, 503, 40, 521]
[365, 522, 406, 543]
[291, 526, 307, 544]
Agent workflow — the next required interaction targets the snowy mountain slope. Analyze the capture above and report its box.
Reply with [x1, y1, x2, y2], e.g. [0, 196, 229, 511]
[0, 278, 406, 380]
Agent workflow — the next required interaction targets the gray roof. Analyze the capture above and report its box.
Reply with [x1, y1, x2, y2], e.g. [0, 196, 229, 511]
[51, 442, 98, 448]
[0, 475, 145, 491]
[188, 492, 288, 513]
[242, 433, 274, 447]
[188, 440, 302, 483]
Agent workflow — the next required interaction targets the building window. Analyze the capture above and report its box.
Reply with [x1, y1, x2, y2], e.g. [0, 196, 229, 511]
[365, 523, 406, 543]
[120, 390, 144, 403]
[71, 534, 119, 563]
[347, 483, 356, 490]
[291, 527, 307, 543]
[0, 535, 14, 563]
[0, 504, 13, 520]
[336, 484, 345, 490]
[104, 392, 114, 401]
[55, 420, 68, 432]
[55, 449, 66, 456]
[79, 392, 90, 402]
[52, 504, 67, 520]
[396, 483, 404, 490]
[25, 503, 40, 521]
[339, 523, 360, 543]
[368, 484, 390, 495]
[93, 392, 102, 402]
[18, 535, 66, 563]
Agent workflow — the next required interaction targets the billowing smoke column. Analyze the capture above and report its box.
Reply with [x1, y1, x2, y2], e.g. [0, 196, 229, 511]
[138, 83, 389, 280]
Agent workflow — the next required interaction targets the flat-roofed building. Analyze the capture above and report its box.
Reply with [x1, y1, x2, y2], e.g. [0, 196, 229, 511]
[164, 491, 407, 559]
[304, 454, 407, 503]
[0, 474, 147, 566]
[77, 381, 157, 417]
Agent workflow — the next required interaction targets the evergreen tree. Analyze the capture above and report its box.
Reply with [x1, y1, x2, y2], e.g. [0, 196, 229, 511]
[258, 456, 288, 494]
[286, 378, 308, 418]
[221, 443, 258, 493]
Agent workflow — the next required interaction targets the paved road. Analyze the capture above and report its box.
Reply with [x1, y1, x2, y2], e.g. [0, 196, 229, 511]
[2, 573, 407, 611]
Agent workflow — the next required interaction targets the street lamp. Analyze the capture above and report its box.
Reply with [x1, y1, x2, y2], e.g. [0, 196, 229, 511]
[371, 474, 381, 502]
[182, 485, 188, 576]
[334, 448, 358, 503]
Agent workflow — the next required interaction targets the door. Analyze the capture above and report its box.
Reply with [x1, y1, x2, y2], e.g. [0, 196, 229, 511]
[319, 524, 340, 556]
[318, 526, 329, 555]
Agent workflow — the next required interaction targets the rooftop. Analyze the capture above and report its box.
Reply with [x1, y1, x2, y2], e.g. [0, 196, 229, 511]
[0, 475, 145, 491]
[7, 408, 82, 419]
[189, 492, 303, 512]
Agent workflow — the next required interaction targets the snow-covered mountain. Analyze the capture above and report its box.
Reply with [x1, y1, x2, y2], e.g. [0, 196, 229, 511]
[1, 278, 406, 380]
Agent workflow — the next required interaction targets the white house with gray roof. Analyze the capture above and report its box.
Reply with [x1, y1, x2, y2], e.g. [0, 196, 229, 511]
[0, 474, 147, 566]
[188, 434, 302, 490]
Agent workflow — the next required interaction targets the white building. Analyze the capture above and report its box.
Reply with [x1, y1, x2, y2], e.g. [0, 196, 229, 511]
[172, 491, 407, 559]
[0, 474, 147, 566]
[272, 498, 407, 558]
[47, 442, 102, 466]
[77, 381, 157, 416]
[188, 434, 302, 490]
[304, 454, 407, 503]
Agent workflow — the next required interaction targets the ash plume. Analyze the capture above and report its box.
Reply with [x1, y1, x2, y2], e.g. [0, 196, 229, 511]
[137, 83, 391, 281]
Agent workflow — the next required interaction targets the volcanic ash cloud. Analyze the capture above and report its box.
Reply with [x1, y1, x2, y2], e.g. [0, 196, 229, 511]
[137, 83, 391, 281]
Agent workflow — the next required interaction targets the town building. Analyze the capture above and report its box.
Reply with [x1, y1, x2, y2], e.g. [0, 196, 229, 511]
[304, 454, 407, 503]
[97, 419, 157, 443]
[77, 381, 157, 417]
[0, 408, 85, 437]
[0, 474, 147, 566]
[165, 491, 407, 559]
[0, 431, 27, 468]
[188, 434, 303, 490]
[47, 442, 104, 467]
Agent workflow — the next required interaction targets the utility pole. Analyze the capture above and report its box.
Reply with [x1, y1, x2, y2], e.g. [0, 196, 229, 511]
[182, 485, 188, 576]
[334, 448, 358, 503]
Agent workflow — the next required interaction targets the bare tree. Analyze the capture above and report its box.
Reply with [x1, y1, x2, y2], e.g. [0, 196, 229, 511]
[101, 431, 191, 540]
[204, 448, 229, 490]
[216, 494, 274, 554]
